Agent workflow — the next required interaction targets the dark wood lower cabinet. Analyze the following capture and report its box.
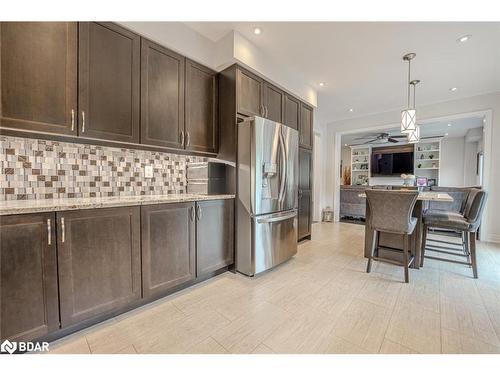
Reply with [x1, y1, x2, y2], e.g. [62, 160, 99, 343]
[0, 213, 59, 341]
[141, 203, 196, 298]
[196, 199, 234, 276]
[1, 199, 234, 342]
[298, 190, 312, 240]
[56, 207, 141, 327]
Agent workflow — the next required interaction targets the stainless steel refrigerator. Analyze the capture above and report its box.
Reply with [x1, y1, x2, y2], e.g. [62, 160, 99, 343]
[236, 116, 298, 276]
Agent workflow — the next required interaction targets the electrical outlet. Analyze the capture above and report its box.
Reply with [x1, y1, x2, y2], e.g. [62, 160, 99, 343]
[145, 165, 153, 178]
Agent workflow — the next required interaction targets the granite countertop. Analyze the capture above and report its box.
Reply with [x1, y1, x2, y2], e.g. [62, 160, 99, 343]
[358, 191, 453, 202]
[0, 194, 236, 216]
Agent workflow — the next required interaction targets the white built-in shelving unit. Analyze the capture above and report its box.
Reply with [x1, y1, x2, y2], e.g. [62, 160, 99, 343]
[350, 145, 371, 185]
[413, 139, 441, 185]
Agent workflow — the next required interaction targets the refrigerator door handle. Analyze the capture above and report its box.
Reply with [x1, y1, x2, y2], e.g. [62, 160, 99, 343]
[278, 128, 287, 204]
[256, 210, 297, 224]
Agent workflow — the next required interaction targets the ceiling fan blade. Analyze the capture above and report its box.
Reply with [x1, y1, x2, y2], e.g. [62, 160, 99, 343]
[420, 135, 444, 139]
[363, 139, 378, 144]
[390, 135, 407, 138]
[387, 138, 399, 143]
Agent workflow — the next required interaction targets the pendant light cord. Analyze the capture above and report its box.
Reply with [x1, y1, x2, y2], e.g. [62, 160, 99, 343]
[407, 59, 411, 108]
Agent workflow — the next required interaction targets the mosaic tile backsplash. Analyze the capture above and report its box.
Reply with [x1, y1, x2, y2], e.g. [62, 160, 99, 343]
[0, 136, 206, 200]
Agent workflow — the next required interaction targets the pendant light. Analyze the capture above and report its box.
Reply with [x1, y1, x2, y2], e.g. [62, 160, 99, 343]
[407, 79, 421, 143]
[401, 53, 417, 134]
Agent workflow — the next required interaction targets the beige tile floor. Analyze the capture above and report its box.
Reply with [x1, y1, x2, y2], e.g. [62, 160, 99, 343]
[49, 222, 500, 354]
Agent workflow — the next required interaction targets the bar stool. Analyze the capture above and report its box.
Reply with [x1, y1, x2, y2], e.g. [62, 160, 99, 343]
[421, 189, 487, 278]
[365, 190, 419, 283]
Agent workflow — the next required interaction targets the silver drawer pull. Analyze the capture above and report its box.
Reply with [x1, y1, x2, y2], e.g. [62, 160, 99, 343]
[81, 111, 86, 133]
[47, 219, 52, 245]
[257, 210, 297, 224]
[196, 205, 202, 221]
[180, 131, 185, 146]
[190, 206, 195, 222]
[186, 131, 191, 147]
[61, 217, 65, 243]
[71, 109, 75, 131]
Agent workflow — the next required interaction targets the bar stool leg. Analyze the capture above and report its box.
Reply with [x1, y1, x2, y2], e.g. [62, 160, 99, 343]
[469, 232, 478, 279]
[367, 230, 377, 273]
[463, 231, 471, 264]
[403, 234, 409, 283]
[420, 224, 428, 267]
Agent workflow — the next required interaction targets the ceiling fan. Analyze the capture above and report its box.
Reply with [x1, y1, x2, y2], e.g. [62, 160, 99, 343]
[349, 132, 443, 146]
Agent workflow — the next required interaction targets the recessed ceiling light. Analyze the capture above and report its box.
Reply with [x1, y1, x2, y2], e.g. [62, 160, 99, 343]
[447, 123, 452, 127]
[344, 144, 348, 146]
[349, 108, 354, 112]
[457, 34, 471, 43]
[253, 28, 261, 35]
[449, 87, 458, 92]
[319, 82, 325, 87]
[445, 133, 449, 136]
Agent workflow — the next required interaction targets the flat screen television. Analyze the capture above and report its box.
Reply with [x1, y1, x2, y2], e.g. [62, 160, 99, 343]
[371, 150, 414, 176]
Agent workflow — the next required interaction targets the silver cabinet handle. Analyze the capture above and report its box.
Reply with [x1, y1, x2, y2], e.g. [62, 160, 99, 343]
[71, 109, 75, 131]
[196, 205, 202, 221]
[265, 106, 269, 118]
[260, 104, 265, 117]
[190, 206, 195, 222]
[81, 111, 86, 133]
[186, 131, 190, 147]
[61, 217, 65, 243]
[47, 219, 52, 245]
[180, 131, 185, 146]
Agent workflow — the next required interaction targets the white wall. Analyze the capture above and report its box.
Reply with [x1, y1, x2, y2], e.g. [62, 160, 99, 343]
[322, 91, 500, 242]
[464, 141, 479, 186]
[440, 137, 466, 186]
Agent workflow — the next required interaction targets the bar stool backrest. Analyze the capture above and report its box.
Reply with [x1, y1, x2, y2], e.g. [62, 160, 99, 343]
[464, 190, 487, 232]
[365, 190, 419, 234]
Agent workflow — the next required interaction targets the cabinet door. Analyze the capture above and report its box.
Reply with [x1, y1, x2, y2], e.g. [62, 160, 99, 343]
[263, 82, 284, 123]
[236, 68, 263, 117]
[0, 22, 77, 135]
[299, 103, 313, 149]
[283, 94, 300, 130]
[299, 148, 312, 191]
[185, 60, 218, 153]
[78, 22, 140, 143]
[196, 199, 234, 276]
[141, 39, 185, 149]
[141, 203, 195, 298]
[57, 207, 141, 327]
[0, 213, 59, 341]
[298, 190, 312, 239]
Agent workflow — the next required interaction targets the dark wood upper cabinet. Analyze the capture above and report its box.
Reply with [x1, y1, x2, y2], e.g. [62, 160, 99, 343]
[185, 59, 218, 154]
[236, 67, 263, 117]
[283, 93, 300, 130]
[0, 213, 59, 341]
[140, 38, 185, 149]
[57, 207, 141, 327]
[141, 203, 195, 298]
[300, 103, 313, 149]
[298, 190, 312, 240]
[263, 82, 284, 123]
[78, 22, 140, 143]
[196, 199, 234, 276]
[0, 22, 77, 136]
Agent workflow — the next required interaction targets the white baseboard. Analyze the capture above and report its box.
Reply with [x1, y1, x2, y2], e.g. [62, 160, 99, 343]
[483, 233, 500, 244]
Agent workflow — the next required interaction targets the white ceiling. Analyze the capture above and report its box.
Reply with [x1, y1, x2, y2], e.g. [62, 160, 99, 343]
[341, 115, 484, 146]
[184, 22, 500, 124]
